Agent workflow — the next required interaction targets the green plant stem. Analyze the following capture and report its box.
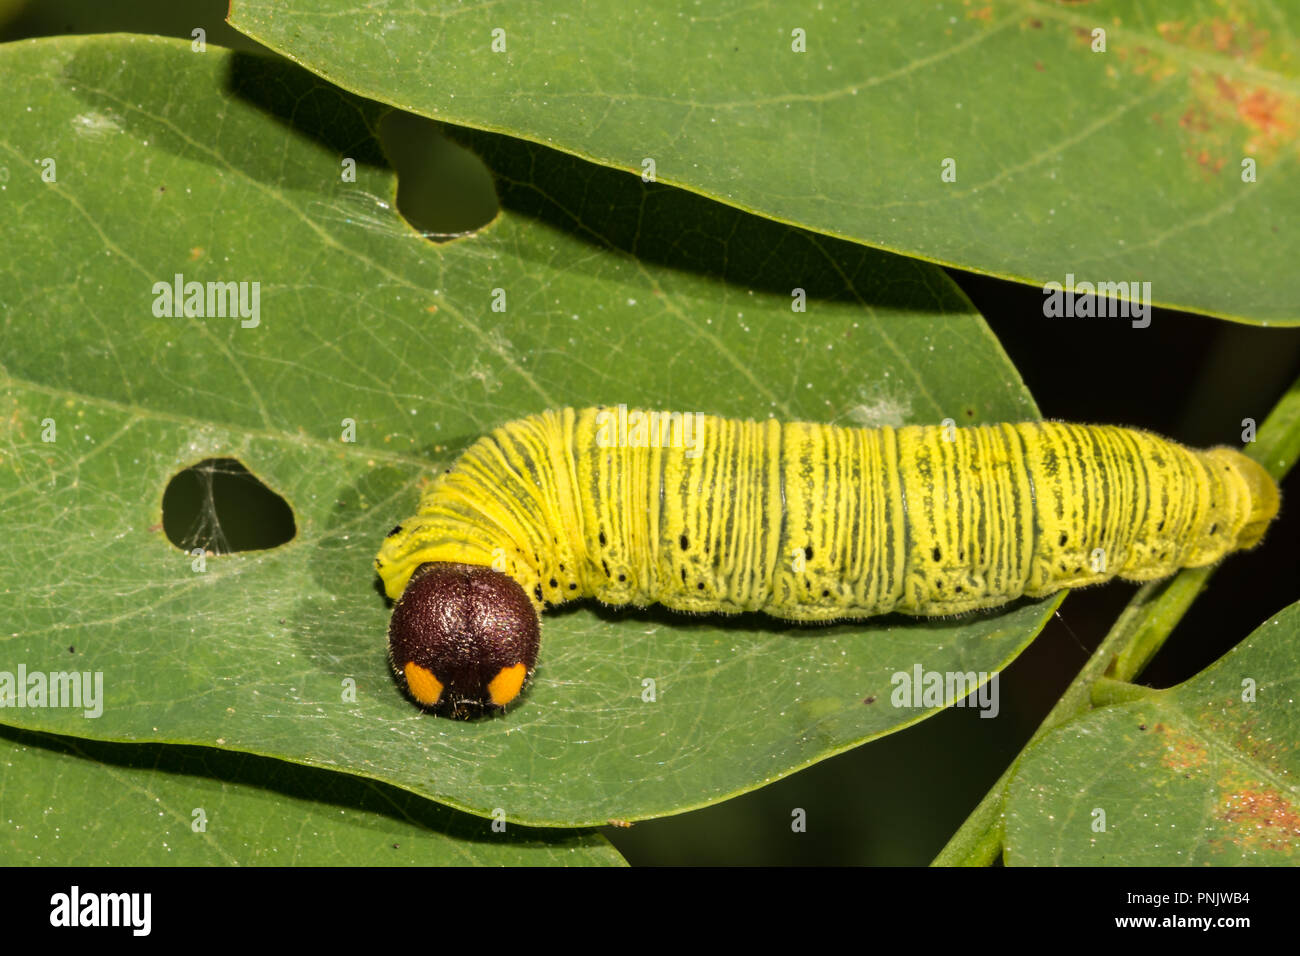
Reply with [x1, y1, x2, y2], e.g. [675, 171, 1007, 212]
[1090, 675, 1158, 707]
[932, 372, 1300, 867]
[1107, 569, 1210, 681]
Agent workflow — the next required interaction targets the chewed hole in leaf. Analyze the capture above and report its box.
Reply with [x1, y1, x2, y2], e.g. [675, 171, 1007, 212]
[162, 458, 295, 554]
[371, 110, 499, 242]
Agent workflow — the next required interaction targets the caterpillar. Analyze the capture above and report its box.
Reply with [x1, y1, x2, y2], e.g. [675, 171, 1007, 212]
[375, 407, 1279, 714]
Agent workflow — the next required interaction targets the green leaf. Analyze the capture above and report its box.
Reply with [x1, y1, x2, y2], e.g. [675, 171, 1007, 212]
[226, 0, 1300, 326]
[1004, 601, 1300, 865]
[0, 34, 1049, 828]
[0, 728, 623, 864]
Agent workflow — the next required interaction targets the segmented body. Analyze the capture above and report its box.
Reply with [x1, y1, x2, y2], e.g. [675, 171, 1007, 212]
[376, 407, 1277, 622]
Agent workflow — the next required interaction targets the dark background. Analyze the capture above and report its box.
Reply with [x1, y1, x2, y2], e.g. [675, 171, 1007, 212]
[5, 0, 1297, 866]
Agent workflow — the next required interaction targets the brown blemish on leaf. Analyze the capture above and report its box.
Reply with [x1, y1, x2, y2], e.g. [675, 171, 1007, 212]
[1179, 104, 1211, 133]
[1160, 732, 1209, 772]
[1118, 45, 1178, 83]
[1196, 706, 1273, 768]
[1156, 18, 1269, 60]
[1195, 149, 1226, 174]
[1237, 88, 1288, 137]
[1219, 788, 1300, 854]
[1144, 17, 1295, 166]
[1211, 20, 1234, 52]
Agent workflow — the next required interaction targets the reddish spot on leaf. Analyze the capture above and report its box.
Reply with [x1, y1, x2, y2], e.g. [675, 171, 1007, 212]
[1157, 18, 1267, 59]
[1213, 74, 1238, 103]
[1195, 150, 1226, 174]
[1237, 89, 1287, 137]
[1220, 788, 1300, 854]
[1211, 20, 1235, 52]
[1179, 106, 1210, 132]
[1160, 732, 1209, 772]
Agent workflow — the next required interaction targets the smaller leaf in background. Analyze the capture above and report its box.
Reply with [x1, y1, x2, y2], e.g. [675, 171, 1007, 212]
[228, 0, 1300, 325]
[1004, 600, 1300, 865]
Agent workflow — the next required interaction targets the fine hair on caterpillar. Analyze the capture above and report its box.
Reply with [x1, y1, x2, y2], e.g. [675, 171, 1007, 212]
[376, 407, 1280, 715]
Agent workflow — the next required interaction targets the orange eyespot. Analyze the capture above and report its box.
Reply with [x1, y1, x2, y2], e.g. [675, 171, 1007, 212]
[403, 661, 444, 706]
[487, 663, 528, 707]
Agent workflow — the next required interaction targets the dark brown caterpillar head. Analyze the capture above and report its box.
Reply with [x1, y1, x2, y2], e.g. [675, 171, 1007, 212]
[388, 562, 539, 715]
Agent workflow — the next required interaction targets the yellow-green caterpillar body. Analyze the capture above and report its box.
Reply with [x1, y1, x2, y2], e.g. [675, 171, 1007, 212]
[376, 407, 1279, 712]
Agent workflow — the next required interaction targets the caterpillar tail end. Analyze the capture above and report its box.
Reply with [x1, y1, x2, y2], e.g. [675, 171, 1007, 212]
[1219, 449, 1280, 550]
[387, 562, 539, 716]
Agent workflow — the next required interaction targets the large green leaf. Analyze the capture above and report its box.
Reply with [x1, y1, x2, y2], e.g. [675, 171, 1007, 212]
[0, 728, 622, 865]
[226, 0, 1300, 326]
[1003, 601, 1300, 865]
[0, 34, 1051, 828]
